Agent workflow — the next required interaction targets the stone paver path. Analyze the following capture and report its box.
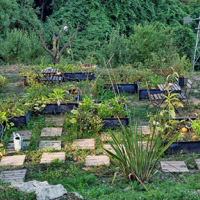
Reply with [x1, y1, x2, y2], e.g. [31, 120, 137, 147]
[0, 155, 26, 166]
[0, 169, 27, 183]
[45, 118, 64, 127]
[40, 128, 62, 137]
[73, 139, 95, 150]
[160, 161, 189, 172]
[6, 142, 30, 154]
[39, 141, 61, 150]
[85, 155, 110, 166]
[40, 152, 65, 164]
[9, 130, 32, 142]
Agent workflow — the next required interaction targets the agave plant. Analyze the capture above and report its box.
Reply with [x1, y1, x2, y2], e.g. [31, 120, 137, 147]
[104, 123, 180, 191]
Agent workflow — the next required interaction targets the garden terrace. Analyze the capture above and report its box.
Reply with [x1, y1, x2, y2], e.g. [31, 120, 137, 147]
[1, 64, 200, 199]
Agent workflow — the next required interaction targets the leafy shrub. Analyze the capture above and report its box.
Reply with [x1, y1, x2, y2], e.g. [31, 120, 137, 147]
[0, 29, 44, 64]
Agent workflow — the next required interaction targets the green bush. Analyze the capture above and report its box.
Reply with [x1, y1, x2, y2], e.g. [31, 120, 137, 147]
[0, 29, 45, 64]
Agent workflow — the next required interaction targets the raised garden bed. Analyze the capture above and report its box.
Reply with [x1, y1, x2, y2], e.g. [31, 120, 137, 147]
[164, 117, 198, 155]
[42, 103, 79, 115]
[178, 77, 184, 87]
[99, 102, 129, 128]
[63, 72, 95, 81]
[137, 82, 182, 100]
[164, 140, 200, 155]
[104, 83, 138, 94]
[9, 110, 31, 127]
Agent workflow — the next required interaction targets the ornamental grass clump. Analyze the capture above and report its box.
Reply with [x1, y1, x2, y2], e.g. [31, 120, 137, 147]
[104, 123, 180, 191]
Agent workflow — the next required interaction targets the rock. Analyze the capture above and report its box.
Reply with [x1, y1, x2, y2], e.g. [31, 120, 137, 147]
[11, 180, 67, 200]
[35, 184, 67, 200]
[70, 192, 84, 200]
[11, 180, 49, 193]
[194, 89, 199, 93]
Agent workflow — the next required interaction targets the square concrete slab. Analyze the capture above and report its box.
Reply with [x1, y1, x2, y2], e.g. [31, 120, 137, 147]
[0, 155, 26, 166]
[6, 142, 30, 154]
[73, 139, 95, 150]
[85, 155, 110, 166]
[9, 130, 32, 142]
[0, 169, 27, 183]
[45, 118, 64, 127]
[137, 126, 150, 134]
[160, 161, 189, 172]
[39, 141, 61, 150]
[103, 144, 115, 154]
[40, 152, 65, 164]
[40, 128, 62, 137]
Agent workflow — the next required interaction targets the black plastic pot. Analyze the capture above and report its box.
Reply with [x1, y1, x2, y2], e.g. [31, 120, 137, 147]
[105, 83, 138, 94]
[42, 103, 79, 114]
[164, 141, 200, 155]
[10, 110, 31, 127]
[63, 72, 95, 81]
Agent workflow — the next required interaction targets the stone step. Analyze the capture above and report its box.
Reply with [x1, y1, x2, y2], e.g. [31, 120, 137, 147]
[73, 139, 95, 150]
[39, 141, 61, 150]
[6, 142, 30, 154]
[45, 118, 64, 127]
[0, 155, 26, 166]
[9, 130, 32, 142]
[85, 155, 110, 166]
[40, 152, 65, 164]
[0, 169, 27, 183]
[160, 161, 189, 172]
[40, 128, 62, 137]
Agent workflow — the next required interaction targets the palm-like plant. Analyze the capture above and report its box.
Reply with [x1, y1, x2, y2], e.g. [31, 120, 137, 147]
[104, 123, 180, 191]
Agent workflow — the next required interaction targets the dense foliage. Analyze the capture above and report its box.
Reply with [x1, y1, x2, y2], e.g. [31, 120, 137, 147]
[0, 0, 200, 67]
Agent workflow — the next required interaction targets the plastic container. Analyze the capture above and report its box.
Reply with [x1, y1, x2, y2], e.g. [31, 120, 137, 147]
[63, 72, 95, 81]
[13, 132, 23, 151]
[105, 83, 138, 94]
[10, 110, 31, 127]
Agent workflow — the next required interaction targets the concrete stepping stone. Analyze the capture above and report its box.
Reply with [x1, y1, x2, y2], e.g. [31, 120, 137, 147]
[73, 139, 95, 150]
[6, 142, 30, 154]
[101, 133, 112, 142]
[194, 159, 200, 170]
[9, 130, 32, 142]
[0, 155, 26, 166]
[0, 169, 27, 183]
[160, 161, 189, 172]
[137, 126, 150, 134]
[39, 141, 61, 150]
[40, 128, 62, 137]
[85, 155, 110, 166]
[103, 144, 115, 154]
[45, 118, 64, 127]
[40, 152, 65, 164]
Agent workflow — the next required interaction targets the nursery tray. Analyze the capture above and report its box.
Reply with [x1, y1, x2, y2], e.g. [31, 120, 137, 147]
[10, 110, 31, 127]
[164, 141, 200, 155]
[63, 72, 95, 81]
[42, 103, 79, 114]
[104, 83, 138, 94]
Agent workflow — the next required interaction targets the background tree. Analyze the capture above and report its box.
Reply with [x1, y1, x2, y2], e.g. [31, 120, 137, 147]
[39, 19, 79, 65]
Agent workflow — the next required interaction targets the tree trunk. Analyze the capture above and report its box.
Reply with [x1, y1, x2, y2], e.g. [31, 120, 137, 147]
[53, 57, 60, 65]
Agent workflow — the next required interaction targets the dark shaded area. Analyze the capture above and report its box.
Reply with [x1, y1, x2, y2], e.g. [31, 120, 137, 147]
[34, 0, 53, 21]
